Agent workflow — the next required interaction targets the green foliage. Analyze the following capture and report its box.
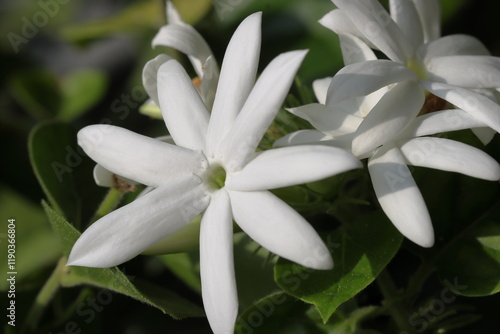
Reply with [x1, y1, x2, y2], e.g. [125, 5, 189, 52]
[28, 121, 105, 227]
[275, 212, 403, 323]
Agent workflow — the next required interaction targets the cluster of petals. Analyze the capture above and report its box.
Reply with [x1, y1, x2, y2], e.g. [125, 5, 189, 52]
[68, 11, 362, 334]
[277, 0, 500, 247]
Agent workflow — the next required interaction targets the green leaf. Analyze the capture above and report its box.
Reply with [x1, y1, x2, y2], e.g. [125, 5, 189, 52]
[274, 212, 403, 322]
[43, 202, 205, 318]
[29, 121, 105, 227]
[308, 304, 381, 334]
[58, 70, 107, 121]
[235, 292, 321, 334]
[0, 187, 60, 290]
[437, 204, 500, 296]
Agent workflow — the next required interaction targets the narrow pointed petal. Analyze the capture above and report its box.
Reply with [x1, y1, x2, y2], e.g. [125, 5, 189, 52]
[200, 190, 238, 334]
[206, 12, 262, 157]
[352, 81, 424, 157]
[142, 54, 172, 107]
[157, 60, 210, 150]
[331, 0, 413, 62]
[411, 0, 441, 42]
[68, 176, 210, 267]
[472, 127, 496, 145]
[229, 190, 333, 270]
[339, 33, 377, 65]
[78, 125, 206, 188]
[319, 9, 367, 44]
[152, 24, 213, 77]
[289, 103, 362, 138]
[422, 81, 500, 133]
[273, 130, 331, 147]
[418, 35, 490, 65]
[227, 145, 360, 191]
[401, 109, 486, 138]
[165, 1, 184, 25]
[426, 56, 500, 88]
[326, 60, 417, 105]
[368, 146, 434, 247]
[390, 0, 424, 50]
[312, 77, 332, 104]
[218, 50, 308, 171]
[399, 137, 500, 181]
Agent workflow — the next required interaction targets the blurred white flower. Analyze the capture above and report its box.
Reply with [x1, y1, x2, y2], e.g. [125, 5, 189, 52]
[321, 0, 500, 136]
[69, 13, 361, 334]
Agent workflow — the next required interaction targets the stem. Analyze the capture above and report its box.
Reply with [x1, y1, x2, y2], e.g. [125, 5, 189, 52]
[23, 257, 66, 333]
[89, 187, 123, 225]
[376, 269, 417, 334]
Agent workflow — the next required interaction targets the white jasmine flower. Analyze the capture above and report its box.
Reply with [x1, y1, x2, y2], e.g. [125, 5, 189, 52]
[68, 13, 361, 334]
[320, 0, 500, 135]
[277, 79, 500, 247]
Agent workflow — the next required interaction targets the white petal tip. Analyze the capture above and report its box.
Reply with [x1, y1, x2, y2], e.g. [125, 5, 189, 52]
[408, 233, 434, 248]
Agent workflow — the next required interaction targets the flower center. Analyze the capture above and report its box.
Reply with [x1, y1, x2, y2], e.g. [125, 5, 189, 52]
[406, 58, 427, 80]
[205, 164, 227, 190]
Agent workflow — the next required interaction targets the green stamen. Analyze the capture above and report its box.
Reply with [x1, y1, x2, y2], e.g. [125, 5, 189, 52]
[206, 164, 227, 190]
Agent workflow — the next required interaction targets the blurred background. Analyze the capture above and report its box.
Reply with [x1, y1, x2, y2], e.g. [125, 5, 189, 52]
[1, 0, 499, 333]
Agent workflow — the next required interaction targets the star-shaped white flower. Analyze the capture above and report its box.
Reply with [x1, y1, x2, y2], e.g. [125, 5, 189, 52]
[278, 77, 500, 247]
[68, 13, 361, 334]
[320, 0, 500, 136]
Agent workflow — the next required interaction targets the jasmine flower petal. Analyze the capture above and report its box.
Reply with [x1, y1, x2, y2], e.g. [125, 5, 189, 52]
[200, 190, 237, 334]
[390, 0, 423, 50]
[312, 77, 332, 104]
[227, 145, 361, 191]
[219, 50, 308, 171]
[422, 81, 500, 133]
[401, 109, 487, 138]
[78, 125, 206, 188]
[68, 175, 210, 268]
[152, 18, 213, 78]
[289, 103, 362, 138]
[411, 0, 440, 42]
[319, 9, 367, 44]
[273, 130, 331, 147]
[229, 190, 333, 270]
[157, 60, 210, 150]
[339, 33, 377, 65]
[426, 56, 500, 88]
[399, 137, 500, 180]
[326, 60, 417, 105]
[142, 54, 172, 107]
[331, 0, 413, 62]
[472, 127, 497, 145]
[418, 34, 490, 64]
[352, 81, 424, 156]
[206, 12, 262, 157]
[368, 146, 434, 248]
